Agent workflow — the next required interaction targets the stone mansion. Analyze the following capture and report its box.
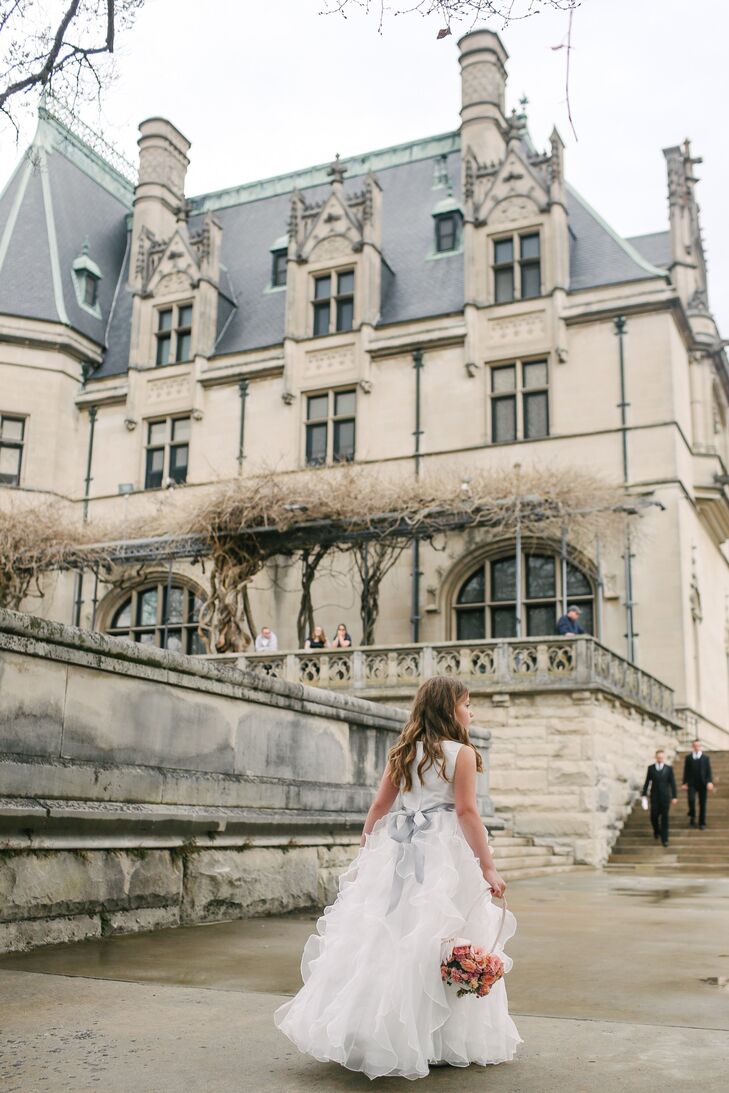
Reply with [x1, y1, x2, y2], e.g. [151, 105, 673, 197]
[1, 29, 728, 741]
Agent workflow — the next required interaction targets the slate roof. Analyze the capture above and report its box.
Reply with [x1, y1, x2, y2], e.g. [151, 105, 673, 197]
[0, 110, 670, 383]
[627, 230, 672, 269]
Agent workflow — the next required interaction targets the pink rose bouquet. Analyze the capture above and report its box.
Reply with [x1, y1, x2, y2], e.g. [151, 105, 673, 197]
[440, 941, 504, 998]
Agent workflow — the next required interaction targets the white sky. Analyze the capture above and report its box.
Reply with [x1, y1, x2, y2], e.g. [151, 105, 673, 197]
[2, 0, 728, 331]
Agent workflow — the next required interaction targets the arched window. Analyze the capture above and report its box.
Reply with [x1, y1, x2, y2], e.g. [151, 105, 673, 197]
[454, 550, 594, 640]
[106, 581, 206, 654]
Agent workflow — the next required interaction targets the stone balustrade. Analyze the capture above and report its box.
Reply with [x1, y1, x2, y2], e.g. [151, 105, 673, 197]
[233, 637, 675, 723]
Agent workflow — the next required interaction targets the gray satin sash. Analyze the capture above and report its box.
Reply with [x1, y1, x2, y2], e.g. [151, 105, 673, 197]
[386, 802, 456, 915]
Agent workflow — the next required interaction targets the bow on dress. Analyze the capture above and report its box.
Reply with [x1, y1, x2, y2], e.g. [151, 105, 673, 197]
[386, 802, 455, 914]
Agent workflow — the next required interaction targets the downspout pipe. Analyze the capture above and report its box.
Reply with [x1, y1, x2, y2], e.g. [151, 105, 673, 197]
[411, 349, 424, 642]
[614, 315, 636, 662]
[237, 379, 249, 471]
[82, 405, 97, 523]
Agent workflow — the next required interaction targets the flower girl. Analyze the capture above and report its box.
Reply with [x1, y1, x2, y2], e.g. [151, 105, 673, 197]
[275, 675, 521, 1079]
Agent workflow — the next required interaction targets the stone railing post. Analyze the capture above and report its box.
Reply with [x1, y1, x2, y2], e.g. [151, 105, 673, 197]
[573, 636, 592, 685]
[421, 645, 434, 678]
[495, 641, 511, 684]
[284, 653, 298, 683]
[352, 649, 364, 689]
[386, 651, 398, 685]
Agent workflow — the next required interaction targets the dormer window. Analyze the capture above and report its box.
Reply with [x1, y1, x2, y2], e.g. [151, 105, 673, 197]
[155, 304, 193, 366]
[435, 214, 458, 253]
[431, 196, 462, 255]
[71, 241, 102, 317]
[493, 232, 541, 303]
[83, 271, 99, 308]
[272, 250, 287, 287]
[312, 270, 355, 336]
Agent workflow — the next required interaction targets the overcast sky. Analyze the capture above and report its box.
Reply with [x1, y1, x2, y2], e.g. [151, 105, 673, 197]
[3, 0, 728, 331]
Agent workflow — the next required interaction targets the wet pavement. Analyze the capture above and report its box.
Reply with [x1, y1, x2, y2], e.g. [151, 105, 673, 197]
[1, 871, 728, 1092]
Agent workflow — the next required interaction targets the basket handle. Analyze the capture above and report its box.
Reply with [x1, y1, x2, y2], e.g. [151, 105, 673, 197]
[443, 891, 508, 954]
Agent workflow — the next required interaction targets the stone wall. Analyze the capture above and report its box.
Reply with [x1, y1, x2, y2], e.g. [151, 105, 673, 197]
[466, 690, 679, 866]
[0, 609, 494, 952]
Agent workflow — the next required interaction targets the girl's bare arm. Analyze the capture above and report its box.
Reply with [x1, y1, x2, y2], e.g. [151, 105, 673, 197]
[453, 746, 506, 897]
[360, 764, 399, 847]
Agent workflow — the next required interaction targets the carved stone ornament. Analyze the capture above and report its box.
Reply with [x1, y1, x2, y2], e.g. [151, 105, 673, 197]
[488, 311, 546, 342]
[358, 379, 373, 394]
[309, 235, 353, 262]
[465, 361, 480, 377]
[488, 195, 540, 225]
[124, 417, 138, 431]
[281, 391, 295, 405]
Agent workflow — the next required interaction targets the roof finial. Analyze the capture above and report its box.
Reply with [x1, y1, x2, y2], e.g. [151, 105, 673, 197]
[328, 153, 347, 186]
[519, 94, 529, 115]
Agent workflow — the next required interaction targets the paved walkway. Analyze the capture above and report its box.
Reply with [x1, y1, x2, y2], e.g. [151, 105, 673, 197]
[1, 871, 728, 1092]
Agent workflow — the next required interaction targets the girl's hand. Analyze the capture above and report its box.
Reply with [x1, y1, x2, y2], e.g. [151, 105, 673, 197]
[483, 867, 506, 898]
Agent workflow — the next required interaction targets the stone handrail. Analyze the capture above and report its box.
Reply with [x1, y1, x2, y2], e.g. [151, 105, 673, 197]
[230, 636, 676, 723]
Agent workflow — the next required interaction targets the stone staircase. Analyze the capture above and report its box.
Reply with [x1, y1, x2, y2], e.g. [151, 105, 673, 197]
[607, 751, 729, 874]
[490, 828, 575, 880]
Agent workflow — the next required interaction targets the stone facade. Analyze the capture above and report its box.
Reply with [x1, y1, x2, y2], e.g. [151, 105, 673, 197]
[1, 30, 728, 742]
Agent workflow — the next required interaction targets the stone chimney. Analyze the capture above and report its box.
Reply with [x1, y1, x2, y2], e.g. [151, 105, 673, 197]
[458, 30, 508, 167]
[130, 117, 191, 289]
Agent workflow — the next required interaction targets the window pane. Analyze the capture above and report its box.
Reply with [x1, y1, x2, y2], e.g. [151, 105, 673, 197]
[273, 251, 287, 287]
[526, 554, 555, 599]
[495, 267, 514, 303]
[165, 630, 183, 653]
[521, 262, 541, 299]
[334, 390, 356, 417]
[177, 305, 193, 329]
[112, 600, 132, 628]
[520, 233, 540, 260]
[138, 588, 158, 627]
[491, 365, 516, 393]
[164, 586, 184, 623]
[336, 298, 354, 332]
[306, 422, 327, 465]
[524, 391, 549, 439]
[170, 444, 188, 483]
[148, 421, 167, 445]
[492, 396, 516, 443]
[573, 601, 594, 635]
[156, 333, 171, 366]
[436, 216, 456, 252]
[172, 417, 190, 442]
[1, 417, 24, 441]
[176, 331, 192, 361]
[188, 630, 206, 655]
[456, 607, 486, 641]
[494, 239, 514, 265]
[491, 556, 517, 601]
[567, 563, 592, 596]
[333, 419, 355, 462]
[314, 275, 331, 300]
[307, 394, 329, 421]
[158, 309, 173, 331]
[189, 593, 204, 623]
[523, 360, 547, 388]
[0, 446, 21, 483]
[337, 271, 354, 296]
[138, 631, 156, 645]
[84, 274, 98, 307]
[145, 448, 164, 489]
[527, 603, 556, 637]
[313, 301, 330, 336]
[491, 606, 517, 638]
[457, 568, 485, 605]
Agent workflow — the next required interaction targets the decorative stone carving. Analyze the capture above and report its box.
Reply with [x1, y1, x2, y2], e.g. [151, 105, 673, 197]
[488, 311, 546, 342]
[304, 347, 355, 378]
[462, 63, 502, 107]
[309, 235, 353, 262]
[488, 195, 539, 225]
[147, 375, 191, 403]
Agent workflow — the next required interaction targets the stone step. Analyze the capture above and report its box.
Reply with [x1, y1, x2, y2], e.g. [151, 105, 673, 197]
[605, 863, 729, 874]
[493, 844, 566, 859]
[494, 853, 566, 871]
[501, 864, 576, 880]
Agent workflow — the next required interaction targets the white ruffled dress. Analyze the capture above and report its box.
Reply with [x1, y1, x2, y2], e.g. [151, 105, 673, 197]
[274, 739, 521, 1080]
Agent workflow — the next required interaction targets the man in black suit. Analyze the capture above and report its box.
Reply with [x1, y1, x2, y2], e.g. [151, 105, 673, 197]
[681, 739, 714, 829]
[641, 749, 678, 847]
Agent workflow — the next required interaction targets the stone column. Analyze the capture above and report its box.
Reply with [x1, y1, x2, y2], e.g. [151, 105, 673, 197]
[458, 29, 508, 167]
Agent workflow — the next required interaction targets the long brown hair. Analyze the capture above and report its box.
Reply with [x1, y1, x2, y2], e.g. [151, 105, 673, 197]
[388, 676, 483, 791]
